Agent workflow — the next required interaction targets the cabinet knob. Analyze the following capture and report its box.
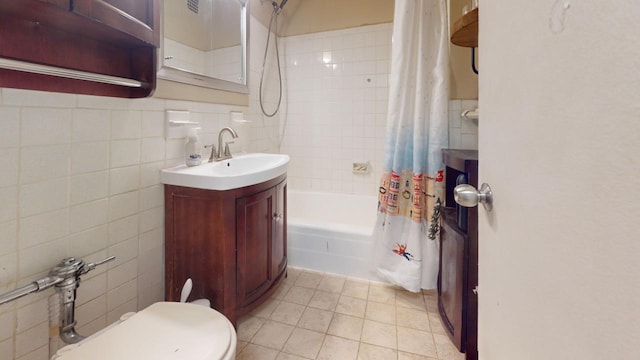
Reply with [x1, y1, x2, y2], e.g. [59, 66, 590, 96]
[454, 183, 493, 211]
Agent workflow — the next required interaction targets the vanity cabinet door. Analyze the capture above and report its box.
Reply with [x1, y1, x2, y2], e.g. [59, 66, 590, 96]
[72, 0, 160, 46]
[236, 187, 276, 308]
[439, 210, 467, 351]
[272, 180, 287, 278]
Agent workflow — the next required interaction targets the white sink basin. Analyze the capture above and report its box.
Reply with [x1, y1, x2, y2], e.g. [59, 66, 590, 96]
[161, 153, 289, 191]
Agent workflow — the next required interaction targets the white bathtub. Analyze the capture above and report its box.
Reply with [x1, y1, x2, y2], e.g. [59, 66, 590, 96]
[287, 190, 381, 280]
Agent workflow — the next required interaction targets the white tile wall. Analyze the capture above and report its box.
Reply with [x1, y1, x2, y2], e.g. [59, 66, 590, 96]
[279, 23, 393, 195]
[0, 86, 251, 359]
[448, 99, 479, 150]
[244, 17, 282, 155]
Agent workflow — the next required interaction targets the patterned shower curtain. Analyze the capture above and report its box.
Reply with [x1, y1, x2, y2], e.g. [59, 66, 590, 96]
[373, 0, 449, 292]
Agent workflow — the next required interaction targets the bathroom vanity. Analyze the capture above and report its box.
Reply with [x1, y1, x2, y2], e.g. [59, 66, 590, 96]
[439, 149, 478, 360]
[164, 174, 287, 325]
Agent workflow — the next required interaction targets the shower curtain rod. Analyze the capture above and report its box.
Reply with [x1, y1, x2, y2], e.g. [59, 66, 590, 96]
[0, 58, 148, 88]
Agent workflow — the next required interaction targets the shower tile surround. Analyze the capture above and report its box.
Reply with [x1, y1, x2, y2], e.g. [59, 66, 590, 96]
[448, 99, 478, 150]
[0, 17, 476, 360]
[279, 23, 392, 195]
[279, 24, 478, 195]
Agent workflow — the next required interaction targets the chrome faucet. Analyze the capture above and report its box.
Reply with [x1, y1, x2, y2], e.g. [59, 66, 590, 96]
[206, 127, 238, 162]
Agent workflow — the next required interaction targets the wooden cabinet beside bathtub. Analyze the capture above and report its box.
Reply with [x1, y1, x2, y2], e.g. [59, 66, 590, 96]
[164, 174, 287, 325]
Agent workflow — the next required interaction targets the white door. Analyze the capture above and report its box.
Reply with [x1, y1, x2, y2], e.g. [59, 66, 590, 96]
[477, 2, 640, 359]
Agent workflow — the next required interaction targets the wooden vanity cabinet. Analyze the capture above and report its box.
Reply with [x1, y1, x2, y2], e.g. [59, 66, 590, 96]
[439, 149, 478, 360]
[164, 174, 287, 325]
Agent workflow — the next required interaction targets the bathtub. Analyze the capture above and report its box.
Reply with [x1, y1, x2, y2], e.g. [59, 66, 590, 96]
[287, 190, 381, 280]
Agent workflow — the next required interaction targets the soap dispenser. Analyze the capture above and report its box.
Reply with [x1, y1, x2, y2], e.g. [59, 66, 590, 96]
[185, 127, 202, 167]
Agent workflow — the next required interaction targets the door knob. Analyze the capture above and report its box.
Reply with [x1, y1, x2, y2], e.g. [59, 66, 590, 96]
[454, 183, 493, 211]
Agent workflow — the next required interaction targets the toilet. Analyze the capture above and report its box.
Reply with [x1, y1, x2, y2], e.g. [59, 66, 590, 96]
[52, 302, 236, 360]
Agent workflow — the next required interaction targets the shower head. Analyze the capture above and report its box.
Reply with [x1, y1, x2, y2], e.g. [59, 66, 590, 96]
[267, 0, 287, 13]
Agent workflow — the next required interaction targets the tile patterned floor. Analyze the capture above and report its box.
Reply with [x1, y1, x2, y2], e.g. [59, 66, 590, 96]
[235, 267, 465, 360]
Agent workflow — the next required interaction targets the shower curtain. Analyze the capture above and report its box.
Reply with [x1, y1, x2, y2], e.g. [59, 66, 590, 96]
[373, 0, 449, 292]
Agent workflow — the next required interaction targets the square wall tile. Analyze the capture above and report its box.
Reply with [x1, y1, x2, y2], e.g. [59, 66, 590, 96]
[0, 221, 17, 257]
[18, 209, 68, 250]
[141, 111, 164, 138]
[0, 311, 16, 340]
[109, 236, 138, 264]
[0, 108, 19, 148]
[72, 109, 110, 142]
[0, 186, 18, 222]
[111, 110, 141, 140]
[19, 178, 68, 217]
[70, 171, 109, 205]
[139, 185, 163, 211]
[108, 215, 139, 245]
[16, 298, 48, 332]
[20, 145, 69, 184]
[0, 148, 19, 187]
[15, 322, 48, 358]
[21, 108, 71, 146]
[110, 139, 140, 168]
[3, 89, 76, 108]
[69, 224, 109, 258]
[109, 166, 140, 196]
[71, 141, 110, 174]
[0, 252, 17, 289]
[139, 207, 162, 233]
[76, 272, 107, 306]
[109, 191, 139, 221]
[76, 296, 107, 329]
[107, 279, 137, 311]
[69, 199, 109, 233]
[107, 259, 137, 290]
[18, 238, 69, 279]
[140, 137, 165, 163]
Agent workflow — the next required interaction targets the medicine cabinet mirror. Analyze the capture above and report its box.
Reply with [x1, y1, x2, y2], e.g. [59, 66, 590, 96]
[158, 0, 249, 93]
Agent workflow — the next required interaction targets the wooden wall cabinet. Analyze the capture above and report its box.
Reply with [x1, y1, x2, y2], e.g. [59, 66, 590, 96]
[439, 149, 478, 360]
[0, 0, 159, 98]
[165, 175, 287, 324]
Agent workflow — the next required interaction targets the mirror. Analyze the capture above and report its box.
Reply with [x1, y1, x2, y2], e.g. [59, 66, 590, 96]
[158, 0, 249, 93]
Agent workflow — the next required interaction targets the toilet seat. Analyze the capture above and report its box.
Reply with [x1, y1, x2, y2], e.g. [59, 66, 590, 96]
[52, 302, 236, 360]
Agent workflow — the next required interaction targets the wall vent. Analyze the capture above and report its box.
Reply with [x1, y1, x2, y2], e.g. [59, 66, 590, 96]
[187, 0, 199, 14]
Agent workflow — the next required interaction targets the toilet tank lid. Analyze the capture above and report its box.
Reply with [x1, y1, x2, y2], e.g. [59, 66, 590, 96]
[52, 302, 233, 360]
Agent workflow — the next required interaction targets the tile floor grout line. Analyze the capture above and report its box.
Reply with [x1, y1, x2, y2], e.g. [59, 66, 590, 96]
[238, 267, 462, 360]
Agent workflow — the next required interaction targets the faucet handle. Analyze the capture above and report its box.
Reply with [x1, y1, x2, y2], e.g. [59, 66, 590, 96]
[223, 141, 234, 157]
[204, 144, 217, 162]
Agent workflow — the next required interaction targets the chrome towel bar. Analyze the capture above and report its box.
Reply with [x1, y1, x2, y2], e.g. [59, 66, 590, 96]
[0, 58, 148, 88]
